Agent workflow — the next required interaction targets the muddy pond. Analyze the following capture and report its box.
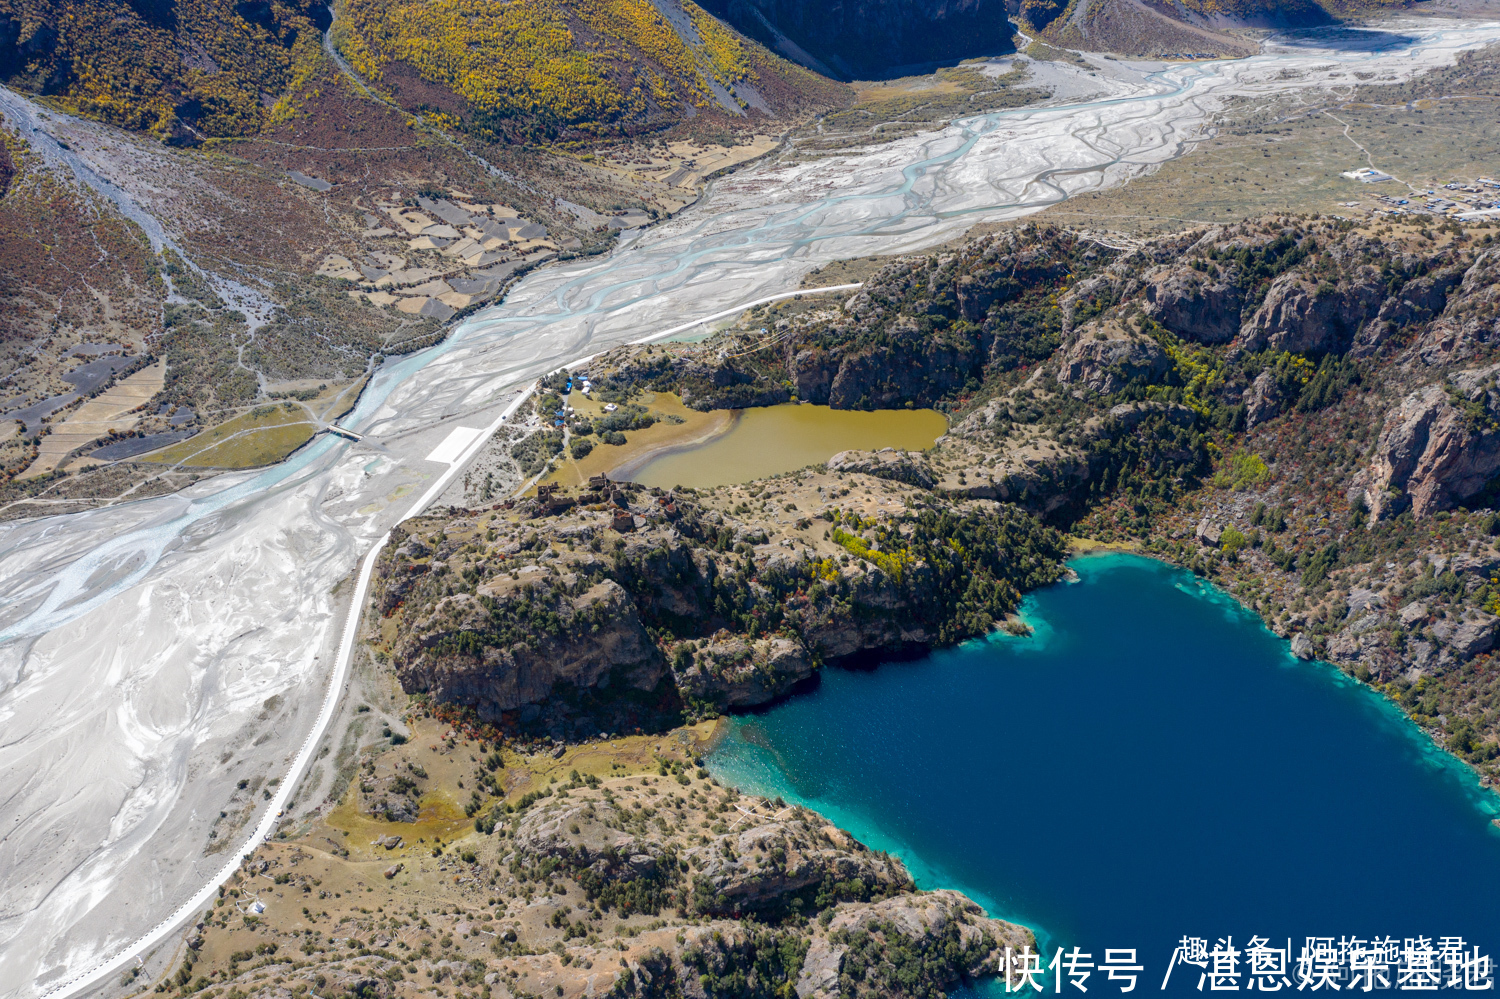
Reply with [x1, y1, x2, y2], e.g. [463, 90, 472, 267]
[622, 402, 946, 488]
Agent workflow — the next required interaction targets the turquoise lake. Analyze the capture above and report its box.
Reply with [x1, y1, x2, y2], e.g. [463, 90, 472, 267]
[707, 553, 1500, 994]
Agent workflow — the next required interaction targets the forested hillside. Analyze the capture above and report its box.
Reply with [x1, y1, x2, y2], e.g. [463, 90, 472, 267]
[0, 0, 330, 139]
[0, 0, 841, 142]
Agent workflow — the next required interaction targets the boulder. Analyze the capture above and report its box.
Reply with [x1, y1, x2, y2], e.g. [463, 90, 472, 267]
[1290, 633, 1314, 660]
[1399, 601, 1430, 627]
[1195, 519, 1223, 546]
[1346, 588, 1383, 614]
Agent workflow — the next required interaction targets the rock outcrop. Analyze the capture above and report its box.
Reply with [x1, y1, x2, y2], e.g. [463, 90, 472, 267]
[1143, 258, 1244, 342]
[514, 780, 909, 915]
[374, 473, 1066, 725]
[390, 576, 667, 716]
[1237, 267, 1386, 355]
[1432, 611, 1499, 660]
[501, 772, 1035, 999]
[1364, 365, 1500, 519]
[827, 448, 937, 489]
[1056, 320, 1171, 394]
[1244, 369, 1291, 427]
[797, 890, 1032, 999]
[593, 227, 1101, 414]
[672, 634, 815, 707]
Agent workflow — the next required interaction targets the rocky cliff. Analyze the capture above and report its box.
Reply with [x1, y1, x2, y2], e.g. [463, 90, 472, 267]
[374, 471, 1067, 734]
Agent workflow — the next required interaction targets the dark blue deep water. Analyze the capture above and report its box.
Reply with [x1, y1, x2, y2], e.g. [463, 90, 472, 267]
[707, 553, 1500, 994]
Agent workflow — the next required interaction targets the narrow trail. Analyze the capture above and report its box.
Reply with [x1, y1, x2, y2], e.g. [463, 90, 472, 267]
[1319, 107, 1416, 192]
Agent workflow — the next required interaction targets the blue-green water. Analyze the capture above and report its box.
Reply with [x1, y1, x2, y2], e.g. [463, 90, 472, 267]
[708, 553, 1500, 992]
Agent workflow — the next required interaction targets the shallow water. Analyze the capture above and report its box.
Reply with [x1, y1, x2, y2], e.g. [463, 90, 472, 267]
[708, 553, 1500, 993]
[627, 404, 947, 488]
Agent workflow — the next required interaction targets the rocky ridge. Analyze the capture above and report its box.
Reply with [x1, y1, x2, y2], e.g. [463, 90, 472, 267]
[373, 470, 1067, 733]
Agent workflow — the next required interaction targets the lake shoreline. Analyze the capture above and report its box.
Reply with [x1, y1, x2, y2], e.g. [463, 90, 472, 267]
[707, 551, 1500, 988]
[607, 408, 744, 481]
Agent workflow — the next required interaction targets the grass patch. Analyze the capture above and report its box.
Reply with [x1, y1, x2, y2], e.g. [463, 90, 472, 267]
[146, 403, 319, 468]
[143, 378, 365, 469]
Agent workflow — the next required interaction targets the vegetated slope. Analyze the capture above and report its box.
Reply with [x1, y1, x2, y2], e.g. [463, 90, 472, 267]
[0, 0, 331, 139]
[335, 0, 846, 142]
[696, 0, 1016, 80]
[1019, 0, 1410, 57]
[408, 213, 1500, 788]
[0, 50, 640, 509]
[0, 0, 843, 142]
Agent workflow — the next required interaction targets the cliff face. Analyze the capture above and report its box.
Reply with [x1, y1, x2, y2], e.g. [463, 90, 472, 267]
[1364, 366, 1500, 521]
[696, 0, 1015, 79]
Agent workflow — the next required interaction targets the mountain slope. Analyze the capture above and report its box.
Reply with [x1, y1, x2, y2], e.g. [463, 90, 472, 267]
[0, 0, 331, 139]
[0, 0, 850, 510]
[1020, 0, 1413, 57]
[698, 0, 1016, 80]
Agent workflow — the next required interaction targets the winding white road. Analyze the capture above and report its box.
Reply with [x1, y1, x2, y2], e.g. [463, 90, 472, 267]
[2, 21, 1498, 999]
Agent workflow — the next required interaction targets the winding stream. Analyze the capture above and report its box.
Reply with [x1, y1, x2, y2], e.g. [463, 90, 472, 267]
[2, 22, 1499, 997]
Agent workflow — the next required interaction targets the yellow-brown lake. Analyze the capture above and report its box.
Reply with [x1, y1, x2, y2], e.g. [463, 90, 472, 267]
[622, 404, 947, 489]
